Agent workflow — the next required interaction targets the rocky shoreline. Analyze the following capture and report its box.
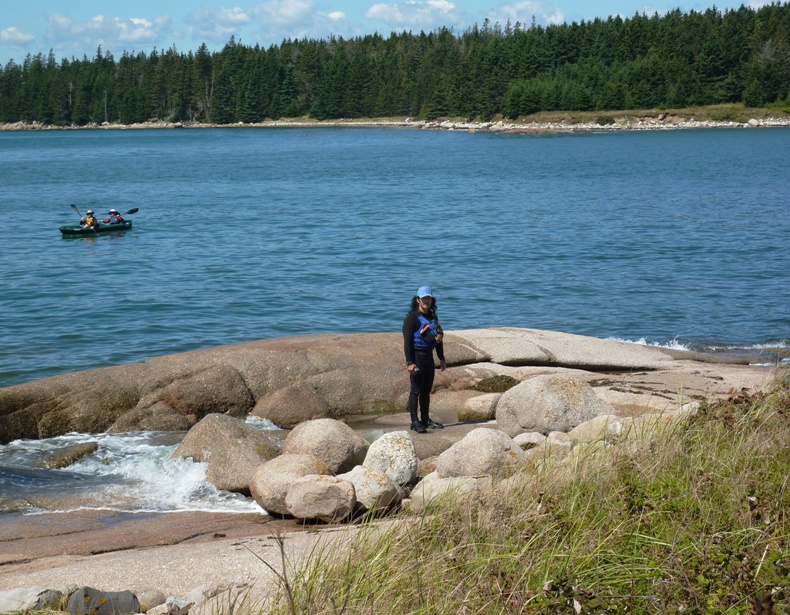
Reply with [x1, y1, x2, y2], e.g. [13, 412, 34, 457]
[0, 328, 783, 614]
[0, 328, 773, 444]
[2, 113, 790, 135]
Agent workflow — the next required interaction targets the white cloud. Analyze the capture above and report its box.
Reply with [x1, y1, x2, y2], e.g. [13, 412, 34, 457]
[640, 6, 662, 16]
[1, 27, 35, 45]
[248, 0, 353, 43]
[218, 7, 253, 25]
[186, 6, 251, 44]
[252, 0, 316, 26]
[366, 4, 404, 22]
[45, 13, 171, 54]
[365, 0, 398, 24]
[118, 17, 171, 43]
[488, 1, 565, 27]
[365, 0, 465, 29]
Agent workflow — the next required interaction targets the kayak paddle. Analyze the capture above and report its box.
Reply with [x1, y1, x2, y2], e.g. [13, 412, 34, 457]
[72, 205, 138, 216]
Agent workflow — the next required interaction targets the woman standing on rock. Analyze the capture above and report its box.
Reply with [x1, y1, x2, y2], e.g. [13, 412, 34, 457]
[403, 286, 446, 433]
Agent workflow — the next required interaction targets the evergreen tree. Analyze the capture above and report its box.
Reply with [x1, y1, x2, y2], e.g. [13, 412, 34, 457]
[697, 33, 728, 103]
[746, 37, 790, 104]
[193, 43, 214, 119]
[273, 64, 299, 118]
[209, 64, 235, 123]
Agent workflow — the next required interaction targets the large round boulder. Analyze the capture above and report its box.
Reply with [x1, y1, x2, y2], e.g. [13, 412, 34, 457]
[363, 430, 418, 485]
[458, 393, 501, 422]
[173, 413, 281, 494]
[336, 465, 403, 512]
[242, 334, 408, 421]
[133, 365, 254, 424]
[436, 428, 527, 478]
[67, 587, 139, 615]
[284, 475, 356, 522]
[496, 375, 615, 436]
[281, 418, 368, 474]
[249, 453, 331, 516]
[409, 471, 493, 513]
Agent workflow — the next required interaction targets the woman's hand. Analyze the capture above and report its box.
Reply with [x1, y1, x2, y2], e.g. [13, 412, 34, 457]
[440, 359, 446, 372]
[407, 364, 416, 373]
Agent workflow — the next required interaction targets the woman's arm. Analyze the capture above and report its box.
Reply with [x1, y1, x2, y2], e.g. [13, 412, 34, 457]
[403, 313, 418, 366]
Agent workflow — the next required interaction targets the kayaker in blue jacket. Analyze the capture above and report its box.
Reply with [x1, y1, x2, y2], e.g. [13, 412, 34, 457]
[102, 209, 125, 224]
[402, 285, 446, 433]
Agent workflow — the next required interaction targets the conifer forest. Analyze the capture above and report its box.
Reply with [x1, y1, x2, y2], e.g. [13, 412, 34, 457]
[1, 3, 789, 125]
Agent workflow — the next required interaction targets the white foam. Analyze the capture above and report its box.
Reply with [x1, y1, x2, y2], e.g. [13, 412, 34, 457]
[245, 416, 280, 430]
[1, 431, 265, 514]
[737, 341, 788, 350]
[609, 337, 691, 351]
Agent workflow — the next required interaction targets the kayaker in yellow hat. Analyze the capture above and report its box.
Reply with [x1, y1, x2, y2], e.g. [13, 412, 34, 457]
[81, 210, 98, 228]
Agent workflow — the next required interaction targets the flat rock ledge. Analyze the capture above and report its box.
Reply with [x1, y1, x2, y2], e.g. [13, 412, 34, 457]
[0, 327, 773, 444]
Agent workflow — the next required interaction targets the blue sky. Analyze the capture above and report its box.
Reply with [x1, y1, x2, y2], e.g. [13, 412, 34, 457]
[1, 0, 773, 65]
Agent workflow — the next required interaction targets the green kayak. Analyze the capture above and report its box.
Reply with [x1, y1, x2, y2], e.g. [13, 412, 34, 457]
[60, 221, 133, 236]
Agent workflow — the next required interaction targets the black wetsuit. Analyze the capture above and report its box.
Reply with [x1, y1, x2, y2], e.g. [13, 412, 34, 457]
[403, 309, 445, 425]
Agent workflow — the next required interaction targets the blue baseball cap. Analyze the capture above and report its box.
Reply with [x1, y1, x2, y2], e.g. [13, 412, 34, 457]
[417, 286, 433, 298]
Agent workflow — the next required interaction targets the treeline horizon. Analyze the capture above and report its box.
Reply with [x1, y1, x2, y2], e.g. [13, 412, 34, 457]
[1, 2, 789, 126]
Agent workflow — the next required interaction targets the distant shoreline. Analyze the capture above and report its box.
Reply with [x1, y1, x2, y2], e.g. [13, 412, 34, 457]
[3, 113, 790, 134]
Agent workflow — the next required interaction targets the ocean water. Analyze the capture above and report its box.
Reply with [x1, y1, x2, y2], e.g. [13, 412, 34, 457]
[0, 125, 788, 514]
[0, 419, 276, 515]
[1, 126, 788, 389]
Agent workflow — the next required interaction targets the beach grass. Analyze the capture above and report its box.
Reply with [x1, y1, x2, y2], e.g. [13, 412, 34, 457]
[265, 372, 790, 614]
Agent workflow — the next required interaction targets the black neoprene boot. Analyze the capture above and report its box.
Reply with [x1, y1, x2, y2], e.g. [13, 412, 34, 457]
[410, 421, 427, 433]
